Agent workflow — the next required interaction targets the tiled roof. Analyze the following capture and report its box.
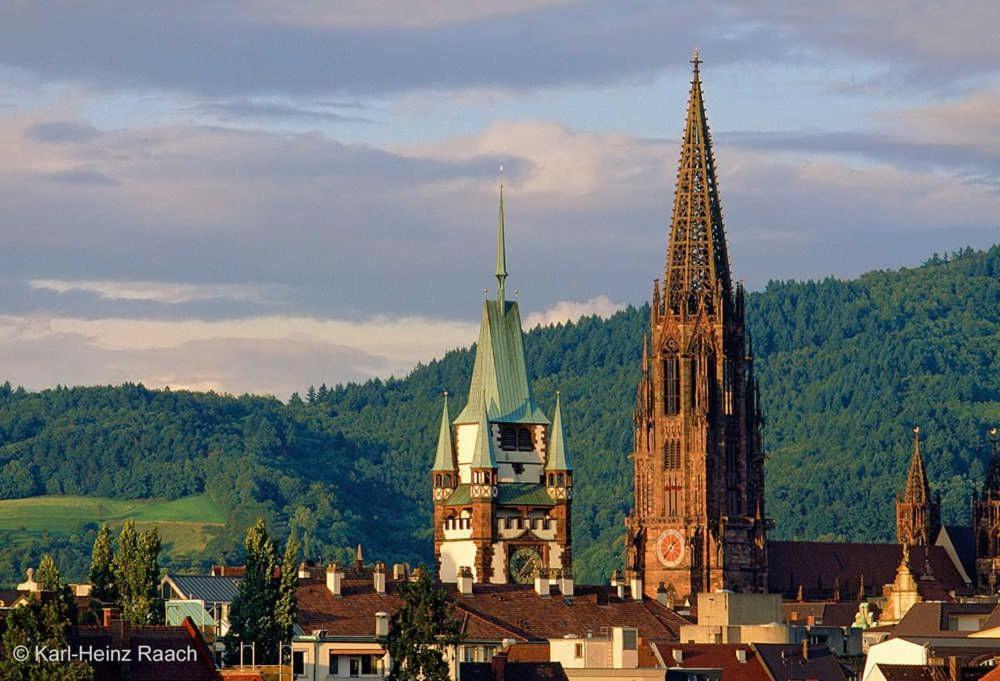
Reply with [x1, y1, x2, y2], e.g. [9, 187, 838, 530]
[875, 664, 942, 681]
[941, 525, 976, 579]
[754, 643, 847, 681]
[781, 602, 863, 628]
[296, 576, 688, 644]
[461, 662, 569, 681]
[654, 643, 769, 679]
[768, 541, 968, 599]
[892, 602, 994, 638]
[166, 574, 241, 603]
[446, 483, 556, 507]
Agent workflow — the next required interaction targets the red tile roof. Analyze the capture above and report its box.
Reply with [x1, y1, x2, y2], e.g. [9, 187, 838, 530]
[655, 643, 769, 680]
[754, 643, 848, 681]
[768, 541, 968, 600]
[296, 575, 689, 645]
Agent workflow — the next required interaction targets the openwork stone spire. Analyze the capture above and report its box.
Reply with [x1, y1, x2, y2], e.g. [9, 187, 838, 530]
[664, 49, 731, 314]
[903, 426, 931, 504]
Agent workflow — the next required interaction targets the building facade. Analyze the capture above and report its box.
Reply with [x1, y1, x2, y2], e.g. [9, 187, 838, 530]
[433, 187, 574, 585]
[624, 51, 768, 599]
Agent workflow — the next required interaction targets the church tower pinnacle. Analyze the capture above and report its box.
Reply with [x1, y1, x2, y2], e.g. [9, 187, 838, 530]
[896, 426, 941, 546]
[626, 51, 767, 599]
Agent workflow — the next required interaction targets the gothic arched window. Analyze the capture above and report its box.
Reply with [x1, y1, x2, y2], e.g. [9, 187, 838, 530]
[663, 354, 680, 415]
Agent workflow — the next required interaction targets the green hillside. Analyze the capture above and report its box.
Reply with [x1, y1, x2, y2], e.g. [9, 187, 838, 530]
[0, 245, 997, 585]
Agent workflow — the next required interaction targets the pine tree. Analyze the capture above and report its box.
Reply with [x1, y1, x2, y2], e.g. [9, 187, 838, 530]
[385, 567, 463, 681]
[90, 524, 116, 602]
[113, 521, 163, 625]
[275, 535, 299, 647]
[224, 518, 280, 664]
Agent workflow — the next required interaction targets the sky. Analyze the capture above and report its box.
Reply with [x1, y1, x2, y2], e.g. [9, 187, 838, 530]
[0, 1, 997, 397]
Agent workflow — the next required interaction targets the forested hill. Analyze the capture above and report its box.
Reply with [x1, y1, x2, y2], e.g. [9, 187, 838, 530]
[0, 245, 997, 585]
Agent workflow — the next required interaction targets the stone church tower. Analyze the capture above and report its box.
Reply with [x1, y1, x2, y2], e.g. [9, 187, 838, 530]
[433, 186, 574, 585]
[973, 427, 1000, 590]
[896, 426, 941, 546]
[625, 52, 768, 599]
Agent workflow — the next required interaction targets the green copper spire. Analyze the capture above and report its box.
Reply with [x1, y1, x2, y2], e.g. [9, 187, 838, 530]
[546, 391, 572, 471]
[470, 393, 498, 469]
[496, 180, 508, 303]
[432, 392, 456, 471]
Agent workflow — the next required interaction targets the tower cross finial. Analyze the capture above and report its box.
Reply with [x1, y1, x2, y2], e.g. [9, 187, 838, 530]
[690, 48, 701, 74]
[496, 168, 508, 303]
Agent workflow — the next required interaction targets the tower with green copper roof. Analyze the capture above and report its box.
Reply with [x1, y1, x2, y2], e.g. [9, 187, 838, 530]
[434, 183, 574, 587]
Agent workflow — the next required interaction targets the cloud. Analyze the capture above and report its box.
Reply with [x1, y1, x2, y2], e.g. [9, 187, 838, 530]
[193, 99, 373, 125]
[29, 279, 279, 305]
[524, 295, 624, 328]
[0, 313, 479, 397]
[25, 121, 101, 143]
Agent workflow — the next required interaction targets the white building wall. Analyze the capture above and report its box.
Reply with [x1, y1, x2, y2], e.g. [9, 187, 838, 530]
[862, 639, 927, 681]
[439, 541, 477, 583]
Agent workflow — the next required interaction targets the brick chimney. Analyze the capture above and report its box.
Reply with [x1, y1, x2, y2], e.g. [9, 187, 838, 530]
[491, 649, 508, 681]
[298, 561, 311, 579]
[327, 562, 344, 597]
[629, 573, 643, 601]
[375, 611, 389, 638]
[102, 607, 122, 629]
[558, 568, 574, 597]
[534, 568, 551, 597]
[373, 562, 386, 594]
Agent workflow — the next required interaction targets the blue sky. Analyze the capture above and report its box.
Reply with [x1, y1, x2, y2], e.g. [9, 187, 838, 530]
[0, 1, 996, 396]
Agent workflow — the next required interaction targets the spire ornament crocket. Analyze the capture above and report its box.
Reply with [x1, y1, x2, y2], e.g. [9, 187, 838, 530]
[896, 426, 941, 547]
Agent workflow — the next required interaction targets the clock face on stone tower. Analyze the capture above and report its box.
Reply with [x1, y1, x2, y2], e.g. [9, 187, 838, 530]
[508, 546, 542, 584]
[656, 529, 685, 568]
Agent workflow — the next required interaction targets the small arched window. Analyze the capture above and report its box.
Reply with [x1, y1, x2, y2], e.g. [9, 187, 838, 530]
[517, 428, 533, 451]
[500, 426, 517, 450]
[444, 473, 452, 487]
[435, 474, 442, 487]
[557, 473, 565, 486]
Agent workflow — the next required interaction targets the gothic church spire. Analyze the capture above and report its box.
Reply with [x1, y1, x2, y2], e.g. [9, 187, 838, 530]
[664, 49, 731, 314]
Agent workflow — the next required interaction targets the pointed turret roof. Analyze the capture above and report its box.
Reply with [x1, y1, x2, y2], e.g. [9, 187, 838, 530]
[432, 392, 456, 472]
[546, 391, 572, 471]
[496, 181, 508, 303]
[985, 428, 1000, 494]
[903, 426, 932, 503]
[469, 394, 498, 469]
[454, 187, 548, 425]
[664, 49, 732, 313]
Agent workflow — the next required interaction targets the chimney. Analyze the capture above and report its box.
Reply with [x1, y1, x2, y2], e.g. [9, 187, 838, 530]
[671, 649, 683, 665]
[375, 611, 389, 638]
[801, 639, 809, 661]
[326, 562, 344, 597]
[298, 561, 311, 579]
[534, 568, 551, 597]
[457, 566, 474, 595]
[656, 582, 668, 606]
[491, 649, 508, 681]
[356, 544, 364, 570]
[373, 562, 386, 594]
[630, 574, 643, 601]
[102, 607, 122, 629]
[735, 649, 747, 663]
[392, 563, 409, 581]
[558, 568, 574, 597]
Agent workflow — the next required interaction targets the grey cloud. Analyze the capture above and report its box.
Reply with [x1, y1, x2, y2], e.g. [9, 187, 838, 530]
[194, 99, 374, 124]
[0, 2, 787, 97]
[25, 121, 102, 143]
[44, 167, 118, 186]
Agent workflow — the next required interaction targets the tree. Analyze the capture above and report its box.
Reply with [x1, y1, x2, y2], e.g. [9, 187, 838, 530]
[385, 567, 463, 681]
[112, 521, 163, 625]
[224, 519, 280, 664]
[89, 525, 116, 602]
[35, 554, 60, 591]
[275, 535, 299, 646]
[0, 594, 92, 680]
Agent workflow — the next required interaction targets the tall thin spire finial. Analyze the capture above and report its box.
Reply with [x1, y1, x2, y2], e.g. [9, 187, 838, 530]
[690, 47, 701, 75]
[496, 165, 508, 303]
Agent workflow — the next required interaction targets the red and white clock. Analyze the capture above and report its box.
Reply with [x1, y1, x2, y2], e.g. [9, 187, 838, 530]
[655, 529, 685, 568]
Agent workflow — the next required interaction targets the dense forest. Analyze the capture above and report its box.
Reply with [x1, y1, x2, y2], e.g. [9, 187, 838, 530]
[0, 245, 997, 585]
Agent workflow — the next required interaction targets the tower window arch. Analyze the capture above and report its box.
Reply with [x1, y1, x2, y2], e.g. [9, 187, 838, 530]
[663, 353, 680, 415]
[517, 428, 533, 451]
[500, 426, 517, 450]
